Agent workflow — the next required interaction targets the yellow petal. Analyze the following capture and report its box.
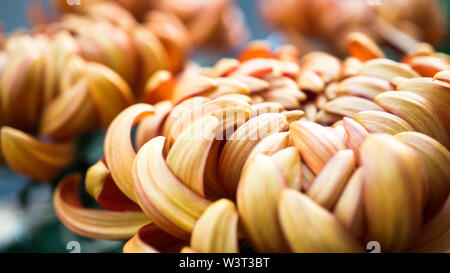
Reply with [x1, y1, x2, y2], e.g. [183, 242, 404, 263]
[1, 45, 44, 131]
[212, 58, 240, 77]
[236, 155, 289, 252]
[104, 104, 155, 202]
[85, 62, 135, 127]
[343, 117, 369, 163]
[166, 116, 219, 196]
[334, 75, 392, 100]
[1, 126, 73, 181]
[219, 113, 289, 196]
[333, 168, 365, 239]
[271, 147, 302, 190]
[394, 132, 450, 217]
[171, 75, 218, 104]
[278, 189, 363, 253]
[135, 100, 172, 150]
[375, 91, 449, 148]
[307, 150, 355, 209]
[132, 136, 211, 239]
[361, 134, 427, 251]
[360, 58, 420, 82]
[54, 174, 149, 240]
[141, 70, 174, 105]
[434, 69, 450, 84]
[289, 120, 345, 174]
[323, 96, 385, 117]
[191, 199, 239, 253]
[40, 79, 95, 140]
[353, 110, 414, 135]
[397, 77, 450, 137]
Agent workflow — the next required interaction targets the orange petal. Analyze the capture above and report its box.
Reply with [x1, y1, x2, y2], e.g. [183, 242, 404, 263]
[278, 189, 363, 253]
[237, 155, 289, 252]
[307, 150, 355, 209]
[85, 62, 135, 127]
[104, 104, 155, 202]
[135, 100, 172, 150]
[191, 199, 239, 253]
[132, 136, 211, 239]
[40, 79, 96, 140]
[1, 126, 73, 181]
[361, 134, 426, 251]
[289, 120, 345, 174]
[54, 174, 149, 240]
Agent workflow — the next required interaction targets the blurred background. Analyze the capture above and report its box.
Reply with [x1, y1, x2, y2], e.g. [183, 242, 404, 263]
[0, 0, 449, 252]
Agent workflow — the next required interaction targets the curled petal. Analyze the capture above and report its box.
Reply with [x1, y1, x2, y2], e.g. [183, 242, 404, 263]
[212, 58, 240, 77]
[123, 223, 184, 253]
[230, 58, 274, 78]
[297, 70, 325, 93]
[346, 32, 385, 62]
[307, 150, 355, 209]
[1, 46, 44, 131]
[271, 147, 302, 190]
[343, 117, 369, 163]
[191, 199, 239, 253]
[394, 132, 450, 217]
[301, 52, 341, 83]
[166, 116, 219, 196]
[397, 77, 450, 137]
[341, 57, 363, 78]
[290, 120, 345, 174]
[323, 96, 385, 118]
[40, 79, 95, 140]
[54, 174, 149, 240]
[1, 126, 73, 181]
[375, 91, 449, 148]
[278, 189, 363, 253]
[239, 41, 272, 62]
[237, 155, 289, 252]
[434, 69, 450, 84]
[360, 59, 420, 82]
[219, 113, 289, 196]
[104, 104, 155, 202]
[409, 56, 450, 77]
[85, 159, 140, 212]
[361, 134, 427, 251]
[203, 77, 250, 99]
[172, 75, 217, 105]
[141, 70, 174, 105]
[250, 102, 284, 119]
[230, 75, 269, 93]
[133, 136, 211, 239]
[334, 76, 392, 100]
[135, 101, 172, 150]
[85, 62, 135, 127]
[243, 132, 290, 170]
[353, 110, 414, 135]
[333, 168, 365, 239]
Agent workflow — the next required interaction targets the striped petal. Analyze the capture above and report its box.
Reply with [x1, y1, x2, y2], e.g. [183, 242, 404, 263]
[54, 174, 149, 240]
[361, 134, 427, 251]
[1, 126, 73, 181]
[353, 110, 414, 135]
[132, 136, 211, 239]
[191, 199, 239, 253]
[278, 189, 363, 253]
[307, 150, 355, 209]
[123, 223, 184, 253]
[104, 104, 155, 202]
[236, 155, 289, 252]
